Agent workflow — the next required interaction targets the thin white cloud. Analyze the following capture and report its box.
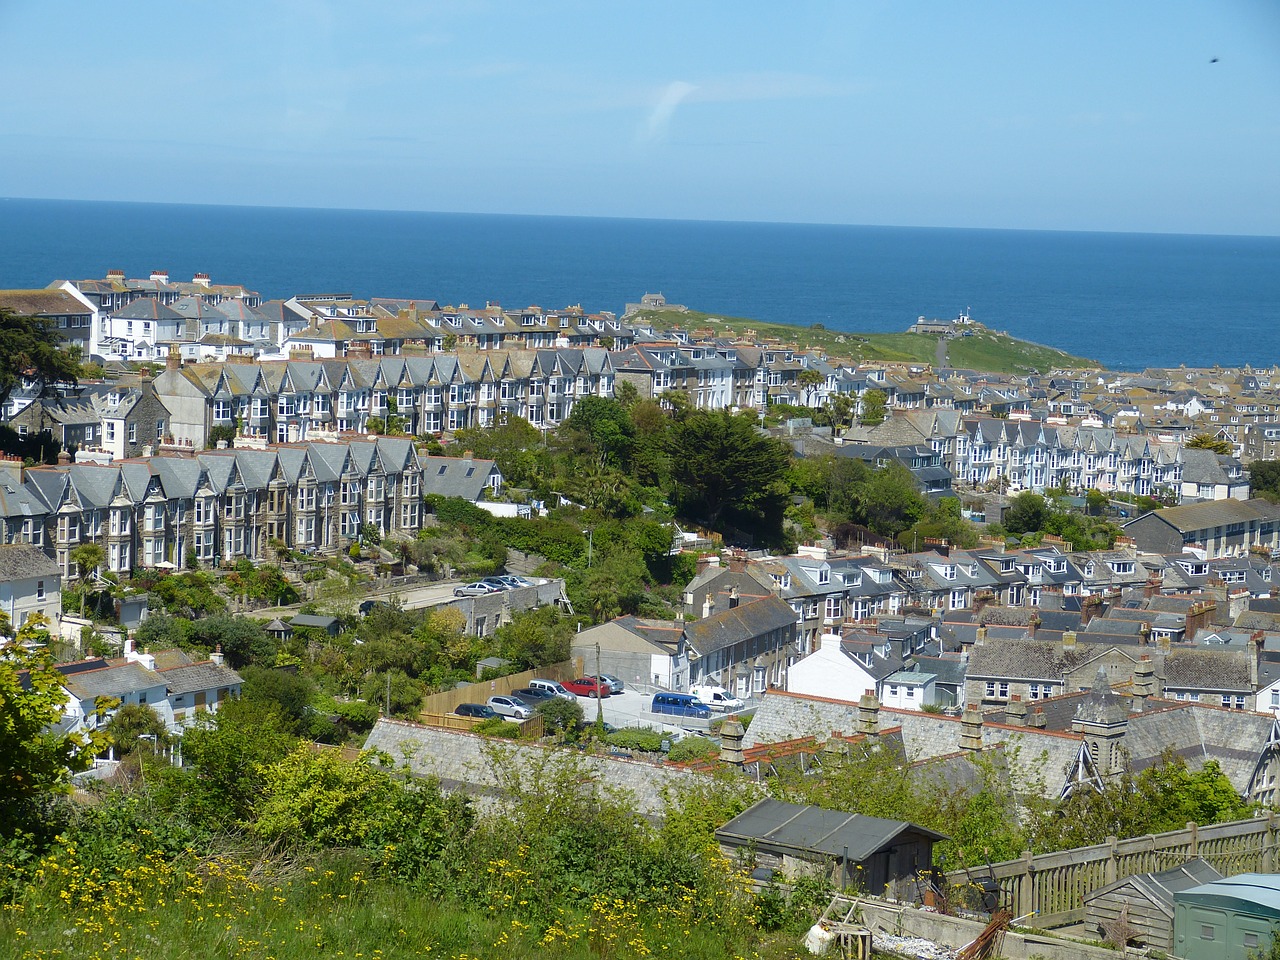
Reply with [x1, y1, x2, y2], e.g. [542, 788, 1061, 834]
[640, 80, 697, 143]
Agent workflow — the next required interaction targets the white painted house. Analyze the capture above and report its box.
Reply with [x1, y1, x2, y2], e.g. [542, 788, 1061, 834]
[879, 669, 938, 711]
[0, 544, 61, 631]
[786, 633, 878, 702]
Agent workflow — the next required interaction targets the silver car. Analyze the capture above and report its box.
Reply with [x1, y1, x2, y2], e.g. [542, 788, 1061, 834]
[486, 695, 533, 720]
[454, 581, 500, 597]
[592, 673, 624, 695]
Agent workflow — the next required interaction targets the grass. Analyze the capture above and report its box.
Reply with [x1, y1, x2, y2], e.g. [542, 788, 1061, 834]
[628, 307, 1096, 373]
[0, 837, 803, 960]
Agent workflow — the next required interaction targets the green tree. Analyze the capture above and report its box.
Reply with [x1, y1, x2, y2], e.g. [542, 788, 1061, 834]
[104, 703, 169, 757]
[240, 665, 315, 734]
[1186, 433, 1232, 455]
[0, 615, 112, 833]
[858, 388, 887, 426]
[855, 463, 928, 537]
[69, 543, 105, 618]
[494, 607, 573, 668]
[559, 395, 636, 468]
[667, 409, 791, 541]
[169, 698, 298, 827]
[797, 368, 825, 407]
[1249, 460, 1280, 499]
[0, 307, 81, 414]
[1004, 491, 1051, 535]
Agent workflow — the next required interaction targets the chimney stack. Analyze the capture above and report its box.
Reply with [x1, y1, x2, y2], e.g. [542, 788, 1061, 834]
[729, 585, 740, 610]
[858, 689, 880, 736]
[1132, 655, 1155, 709]
[959, 705, 983, 751]
[192, 272, 211, 287]
[702, 595, 714, 619]
[1027, 705, 1047, 729]
[719, 717, 745, 766]
[210, 644, 225, 667]
[1005, 694, 1026, 727]
[166, 344, 181, 371]
[150, 270, 169, 284]
[1061, 630, 1078, 655]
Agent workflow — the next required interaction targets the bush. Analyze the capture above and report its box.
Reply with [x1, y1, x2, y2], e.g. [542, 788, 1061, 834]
[605, 727, 666, 753]
[667, 735, 718, 764]
[473, 717, 522, 738]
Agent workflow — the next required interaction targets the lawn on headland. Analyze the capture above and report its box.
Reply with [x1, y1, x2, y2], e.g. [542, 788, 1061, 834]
[628, 307, 1097, 374]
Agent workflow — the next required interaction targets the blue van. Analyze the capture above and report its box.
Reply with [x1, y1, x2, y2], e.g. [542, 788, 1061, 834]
[651, 692, 712, 719]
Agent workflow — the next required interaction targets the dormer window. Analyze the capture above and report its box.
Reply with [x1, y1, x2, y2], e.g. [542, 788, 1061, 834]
[817, 568, 830, 585]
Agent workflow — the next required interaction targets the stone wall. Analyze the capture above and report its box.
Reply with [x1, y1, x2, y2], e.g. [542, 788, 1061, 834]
[363, 718, 741, 817]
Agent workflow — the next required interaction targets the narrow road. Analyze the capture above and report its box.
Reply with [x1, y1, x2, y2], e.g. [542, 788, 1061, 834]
[254, 578, 464, 620]
[935, 334, 948, 369]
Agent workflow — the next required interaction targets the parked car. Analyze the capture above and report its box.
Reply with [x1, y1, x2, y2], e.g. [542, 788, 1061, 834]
[590, 673, 624, 695]
[486, 695, 533, 719]
[650, 692, 712, 719]
[359, 599, 390, 616]
[688, 684, 746, 712]
[454, 703, 497, 719]
[563, 677, 612, 698]
[496, 574, 533, 588]
[528, 678, 576, 701]
[480, 577, 511, 591]
[454, 581, 500, 597]
[511, 686, 557, 704]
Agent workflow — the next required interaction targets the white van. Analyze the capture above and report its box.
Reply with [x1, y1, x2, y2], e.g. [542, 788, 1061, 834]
[688, 684, 745, 712]
[528, 678, 575, 701]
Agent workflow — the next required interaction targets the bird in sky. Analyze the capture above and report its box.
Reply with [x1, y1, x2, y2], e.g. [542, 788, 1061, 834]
[1211, 57, 1219, 63]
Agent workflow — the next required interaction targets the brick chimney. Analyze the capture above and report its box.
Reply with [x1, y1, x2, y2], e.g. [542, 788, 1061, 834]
[106, 268, 125, 282]
[166, 344, 181, 371]
[1080, 595, 1103, 626]
[1185, 600, 1216, 639]
[1027, 705, 1047, 729]
[959, 705, 983, 751]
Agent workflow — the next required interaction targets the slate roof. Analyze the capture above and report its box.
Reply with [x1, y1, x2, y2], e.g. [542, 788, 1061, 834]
[716, 798, 947, 860]
[420, 455, 500, 501]
[158, 661, 243, 696]
[966, 638, 1091, 682]
[0, 543, 59, 581]
[684, 595, 796, 656]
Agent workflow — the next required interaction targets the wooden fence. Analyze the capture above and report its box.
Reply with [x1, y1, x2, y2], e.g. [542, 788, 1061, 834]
[419, 711, 546, 740]
[419, 658, 585, 716]
[946, 812, 1280, 922]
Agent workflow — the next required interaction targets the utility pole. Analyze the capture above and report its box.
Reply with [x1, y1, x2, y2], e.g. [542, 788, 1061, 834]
[595, 642, 604, 728]
[385, 671, 391, 716]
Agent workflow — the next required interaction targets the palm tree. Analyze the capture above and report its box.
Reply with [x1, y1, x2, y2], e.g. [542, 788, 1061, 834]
[69, 543, 105, 618]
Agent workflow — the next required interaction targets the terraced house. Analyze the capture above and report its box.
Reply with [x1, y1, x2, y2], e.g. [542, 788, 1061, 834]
[153, 348, 617, 449]
[0, 438, 441, 576]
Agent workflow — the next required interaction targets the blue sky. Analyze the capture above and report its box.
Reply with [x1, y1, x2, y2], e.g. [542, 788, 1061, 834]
[2, 1, 1278, 235]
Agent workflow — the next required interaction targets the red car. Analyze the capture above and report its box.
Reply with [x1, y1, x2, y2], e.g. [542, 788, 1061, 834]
[562, 677, 612, 698]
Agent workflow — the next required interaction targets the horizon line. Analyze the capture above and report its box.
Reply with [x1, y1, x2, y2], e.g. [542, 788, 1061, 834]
[3, 194, 1278, 243]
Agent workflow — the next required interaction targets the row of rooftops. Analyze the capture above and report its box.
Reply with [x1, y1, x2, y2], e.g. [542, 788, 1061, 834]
[0, 438, 497, 521]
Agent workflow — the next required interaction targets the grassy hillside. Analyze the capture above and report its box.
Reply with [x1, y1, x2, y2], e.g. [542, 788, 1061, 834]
[628, 307, 1097, 374]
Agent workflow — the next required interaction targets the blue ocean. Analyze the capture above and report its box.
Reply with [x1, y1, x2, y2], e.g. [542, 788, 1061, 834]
[1, 197, 1277, 372]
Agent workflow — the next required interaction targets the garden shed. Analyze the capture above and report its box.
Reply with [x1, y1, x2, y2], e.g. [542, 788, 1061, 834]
[1173, 872, 1280, 960]
[1082, 858, 1221, 952]
[715, 798, 946, 898]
